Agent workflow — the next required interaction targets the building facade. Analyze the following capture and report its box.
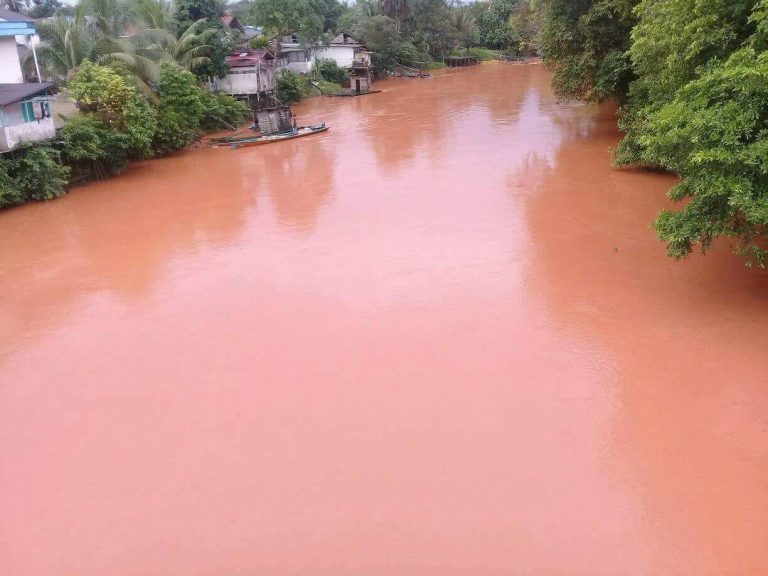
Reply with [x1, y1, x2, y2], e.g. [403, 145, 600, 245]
[0, 10, 56, 152]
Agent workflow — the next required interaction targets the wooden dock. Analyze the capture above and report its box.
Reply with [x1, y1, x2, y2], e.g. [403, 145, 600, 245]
[445, 56, 479, 67]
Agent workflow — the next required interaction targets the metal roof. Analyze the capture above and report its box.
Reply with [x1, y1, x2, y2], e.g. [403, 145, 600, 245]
[0, 83, 55, 107]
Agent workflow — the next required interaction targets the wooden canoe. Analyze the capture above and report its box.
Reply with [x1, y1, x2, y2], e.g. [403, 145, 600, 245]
[227, 125, 329, 149]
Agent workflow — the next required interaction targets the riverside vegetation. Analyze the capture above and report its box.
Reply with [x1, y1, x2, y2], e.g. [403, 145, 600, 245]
[540, 0, 768, 266]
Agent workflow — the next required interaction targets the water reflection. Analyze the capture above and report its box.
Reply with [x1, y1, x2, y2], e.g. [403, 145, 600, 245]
[524, 96, 768, 573]
[252, 139, 336, 235]
[0, 149, 256, 360]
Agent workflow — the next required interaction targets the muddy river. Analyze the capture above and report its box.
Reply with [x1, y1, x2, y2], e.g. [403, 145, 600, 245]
[1, 63, 766, 574]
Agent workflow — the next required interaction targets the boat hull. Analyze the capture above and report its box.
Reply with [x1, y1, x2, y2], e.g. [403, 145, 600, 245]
[227, 126, 329, 149]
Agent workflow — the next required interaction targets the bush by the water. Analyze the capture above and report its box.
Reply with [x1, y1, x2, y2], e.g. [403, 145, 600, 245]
[153, 62, 205, 154]
[277, 70, 310, 104]
[0, 145, 69, 208]
[199, 90, 249, 131]
[1, 60, 250, 211]
[315, 58, 349, 86]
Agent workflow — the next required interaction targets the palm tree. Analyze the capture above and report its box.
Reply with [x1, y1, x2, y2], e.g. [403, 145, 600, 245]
[33, 8, 160, 90]
[80, 0, 132, 37]
[128, 0, 174, 30]
[33, 12, 97, 82]
[130, 18, 215, 71]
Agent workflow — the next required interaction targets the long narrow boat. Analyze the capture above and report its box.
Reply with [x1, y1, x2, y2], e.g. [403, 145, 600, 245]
[225, 124, 329, 149]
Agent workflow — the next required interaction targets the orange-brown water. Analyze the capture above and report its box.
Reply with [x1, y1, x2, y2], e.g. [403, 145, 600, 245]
[1, 63, 766, 575]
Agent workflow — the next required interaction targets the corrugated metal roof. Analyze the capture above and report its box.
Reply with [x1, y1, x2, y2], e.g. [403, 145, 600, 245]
[226, 50, 275, 67]
[0, 83, 55, 106]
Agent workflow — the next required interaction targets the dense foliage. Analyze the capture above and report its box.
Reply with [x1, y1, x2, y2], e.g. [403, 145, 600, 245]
[1, 56, 246, 209]
[540, 0, 637, 102]
[153, 62, 206, 153]
[276, 69, 308, 103]
[315, 58, 349, 85]
[542, 0, 768, 266]
[0, 146, 70, 208]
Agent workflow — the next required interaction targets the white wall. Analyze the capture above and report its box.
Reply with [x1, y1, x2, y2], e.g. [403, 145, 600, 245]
[314, 46, 356, 69]
[0, 37, 23, 83]
[0, 116, 56, 151]
[215, 66, 276, 95]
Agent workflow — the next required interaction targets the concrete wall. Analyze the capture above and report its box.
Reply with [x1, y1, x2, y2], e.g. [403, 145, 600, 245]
[282, 48, 314, 74]
[0, 115, 56, 151]
[214, 65, 276, 95]
[314, 46, 356, 69]
[0, 37, 23, 83]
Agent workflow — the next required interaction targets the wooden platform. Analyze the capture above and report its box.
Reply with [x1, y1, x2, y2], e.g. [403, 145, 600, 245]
[329, 90, 383, 98]
[445, 56, 479, 67]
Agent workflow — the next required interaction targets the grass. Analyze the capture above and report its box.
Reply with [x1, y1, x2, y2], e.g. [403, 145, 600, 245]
[450, 47, 503, 61]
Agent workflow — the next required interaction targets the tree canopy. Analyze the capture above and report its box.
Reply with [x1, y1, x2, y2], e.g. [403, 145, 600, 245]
[542, 0, 768, 266]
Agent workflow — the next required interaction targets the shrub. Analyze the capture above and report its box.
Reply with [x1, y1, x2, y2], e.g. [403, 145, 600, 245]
[250, 36, 271, 49]
[153, 62, 204, 154]
[68, 60, 134, 124]
[0, 157, 23, 208]
[315, 58, 349, 85]
[199, 90, 249, 131]
[5, 145, 70, 202]
[61, 114, 136, 178]
[276, 70, 305, 104]
[67, 60, 156, 162]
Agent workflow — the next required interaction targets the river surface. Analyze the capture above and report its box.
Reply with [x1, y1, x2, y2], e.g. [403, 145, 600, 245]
[1, 63, 767, 575]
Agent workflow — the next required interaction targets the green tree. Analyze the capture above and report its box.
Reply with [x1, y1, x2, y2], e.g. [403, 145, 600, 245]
[452, 6, 479, 53]
[253, 0, 324, 44]
[276, 69, 307, 103]
[354, 14, 401, 71]
[153, 62, 204, 153]
[27, 0, 62, 18]
[128, 0, 174, 29]
[173, 0, 224, 30]
[34, 10, 159, 87]
[66, 60, 156, 163]
[614, 2, 768, 266]
[477, 0, 517, 50]
[6, 146, 70, 202]
[131, 18, 217, 72]
[540, 0, 637, 101]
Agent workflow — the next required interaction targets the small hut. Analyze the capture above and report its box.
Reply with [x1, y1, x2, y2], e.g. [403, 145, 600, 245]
[255, 106, 294, 134]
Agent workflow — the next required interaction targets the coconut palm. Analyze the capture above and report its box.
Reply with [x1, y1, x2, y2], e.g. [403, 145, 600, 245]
[80, 0, 132, 37]
[33, 9, 160, 89]
[130, 18, 215, 71]
[128, 0, 174, 31]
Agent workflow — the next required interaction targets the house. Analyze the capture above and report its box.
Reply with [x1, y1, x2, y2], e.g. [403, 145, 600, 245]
[348, 51, 373, 94]
[220, 15, 244, 33]
[272, 33, 371, 82]
[315, 33, 371, 70]
[273, 33, 314, 74]
[0, 9, 56, 152]
[208, 49, 282, 112]
[243, 25, 263, 41]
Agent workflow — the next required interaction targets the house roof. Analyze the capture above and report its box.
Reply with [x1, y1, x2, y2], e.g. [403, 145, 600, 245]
[329, 33, 361, 46]
[226, 49, 275, 67]
[0, 8, 34, 22]
[0, 82, 55, 106]
[220, 15, 243, 31]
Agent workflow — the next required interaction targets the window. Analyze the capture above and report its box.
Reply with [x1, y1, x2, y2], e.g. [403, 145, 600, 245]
[21, 100, 35, 122]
